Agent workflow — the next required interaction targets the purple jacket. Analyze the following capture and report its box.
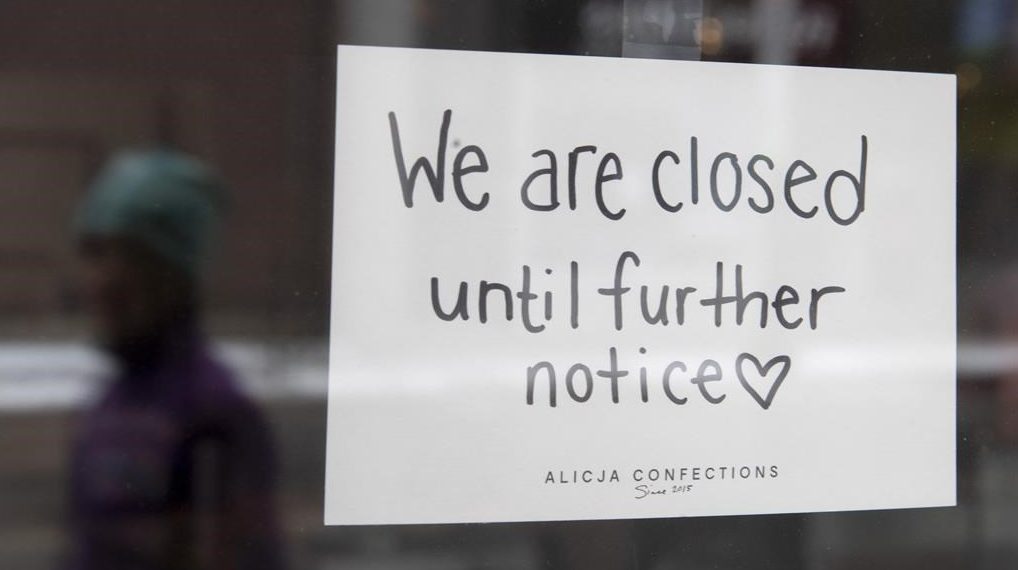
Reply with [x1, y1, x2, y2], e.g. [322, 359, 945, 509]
[68, 329, 284, 570]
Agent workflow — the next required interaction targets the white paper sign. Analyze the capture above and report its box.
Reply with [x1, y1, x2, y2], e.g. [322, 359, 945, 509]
[326, 45, 956, 525]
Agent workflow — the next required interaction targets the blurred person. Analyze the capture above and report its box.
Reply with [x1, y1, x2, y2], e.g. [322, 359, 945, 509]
[67, 150, 284, 570]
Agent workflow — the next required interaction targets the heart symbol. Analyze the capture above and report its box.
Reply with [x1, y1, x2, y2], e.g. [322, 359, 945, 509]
[736, 353, 791, 410]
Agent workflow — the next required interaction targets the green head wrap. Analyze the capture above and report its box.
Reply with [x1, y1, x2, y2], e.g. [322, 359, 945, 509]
[75, 149, 226, 276]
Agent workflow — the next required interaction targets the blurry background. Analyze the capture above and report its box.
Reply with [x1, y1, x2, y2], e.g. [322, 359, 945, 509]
[1, 0, 1017, 568]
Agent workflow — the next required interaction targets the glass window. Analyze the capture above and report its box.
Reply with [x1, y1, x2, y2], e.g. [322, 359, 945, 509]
[0, 1, 1012, 568]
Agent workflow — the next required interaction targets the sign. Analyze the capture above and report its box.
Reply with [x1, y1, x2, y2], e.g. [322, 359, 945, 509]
[326, 45, 956, 525]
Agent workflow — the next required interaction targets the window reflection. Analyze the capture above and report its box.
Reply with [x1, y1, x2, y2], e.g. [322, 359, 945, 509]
[0, 1, 1014, 568]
